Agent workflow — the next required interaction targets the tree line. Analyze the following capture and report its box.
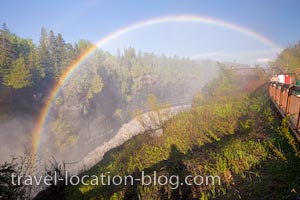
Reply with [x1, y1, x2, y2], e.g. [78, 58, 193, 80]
[0, 23, 214, 112]
[0, 23, 93, 89]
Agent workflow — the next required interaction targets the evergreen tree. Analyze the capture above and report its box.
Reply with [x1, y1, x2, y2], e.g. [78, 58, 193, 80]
[39, 27, 51, 79]
[52, 33, 66, 79]
[4, 56, 32, 89]
[77, 39, 92, 55]
[0, 23, 14, 82]
[29, 47, 45, 83]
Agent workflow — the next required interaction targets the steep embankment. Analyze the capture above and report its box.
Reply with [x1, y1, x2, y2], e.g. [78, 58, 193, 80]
[69, 105, 191, 173]
[53, 68, 300, 200]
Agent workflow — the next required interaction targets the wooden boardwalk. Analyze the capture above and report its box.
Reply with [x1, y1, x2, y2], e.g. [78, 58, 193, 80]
[269, 82, 300, 140]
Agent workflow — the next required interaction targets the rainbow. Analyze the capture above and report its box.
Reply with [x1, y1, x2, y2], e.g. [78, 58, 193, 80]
[30, 15, 280, 165]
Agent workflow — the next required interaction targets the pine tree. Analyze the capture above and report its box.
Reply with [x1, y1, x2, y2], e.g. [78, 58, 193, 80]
[39, 27, 51, 79]
[77, 39, 92, 55]
[29, 47, 45, 83]
[64, 43, 76, 69]
[0, 23, 14, 82]
[53, 33, 66, 79]
[4, 56, 32, 89]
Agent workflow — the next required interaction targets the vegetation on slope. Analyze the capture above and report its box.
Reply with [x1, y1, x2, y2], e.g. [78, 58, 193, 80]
[40, 66, 299, 200]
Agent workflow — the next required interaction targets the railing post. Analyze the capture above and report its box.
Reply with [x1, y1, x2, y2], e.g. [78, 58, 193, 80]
[297, 104, 300, 130]
[273, 84, 276, 98]
[279, 84, 284, 107]
[275, 85, 278, 103]
[285, 86, 292, 115]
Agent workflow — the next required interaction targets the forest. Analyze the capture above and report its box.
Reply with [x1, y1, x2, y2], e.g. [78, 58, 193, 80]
[0, 23, 220, 164]
[0, 23, 219, 199]
[0, 23, 218, 112]
[0, 23, 93, 112]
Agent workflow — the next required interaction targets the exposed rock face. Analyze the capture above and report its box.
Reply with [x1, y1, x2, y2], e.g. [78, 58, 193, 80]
[69, 105, 191, 173]
[40, 71, 206, 164]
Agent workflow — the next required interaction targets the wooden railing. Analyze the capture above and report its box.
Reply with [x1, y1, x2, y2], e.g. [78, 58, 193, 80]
[269, 82, 300, 140]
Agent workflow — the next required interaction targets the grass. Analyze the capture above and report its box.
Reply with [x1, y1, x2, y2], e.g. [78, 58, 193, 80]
[37, 70, 300, 199]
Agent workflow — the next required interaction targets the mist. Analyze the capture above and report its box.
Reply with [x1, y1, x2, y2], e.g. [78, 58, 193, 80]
[0, 114, 34, 163]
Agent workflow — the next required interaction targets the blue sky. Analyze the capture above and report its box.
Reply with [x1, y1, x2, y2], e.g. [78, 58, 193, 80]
[1, 0, 300, 65]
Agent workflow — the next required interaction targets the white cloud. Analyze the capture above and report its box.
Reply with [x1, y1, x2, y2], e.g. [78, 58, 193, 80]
[256, 58, 273, 63]
[190, 48, 279, 65]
